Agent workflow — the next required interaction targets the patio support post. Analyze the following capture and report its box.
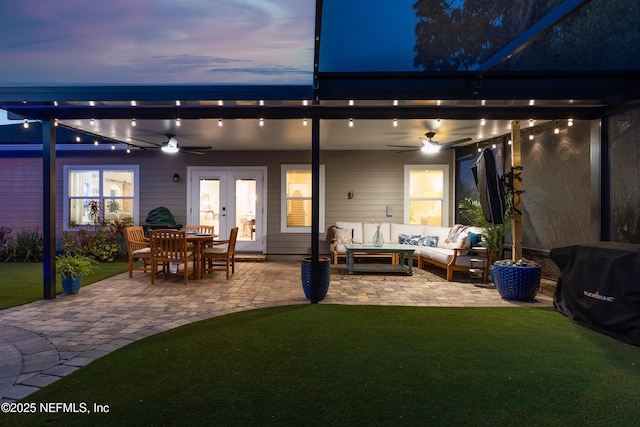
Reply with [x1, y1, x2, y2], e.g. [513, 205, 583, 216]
[310, 115, 321, 303]
[510, 120, 523, 261]
[43, 119, 57, 299]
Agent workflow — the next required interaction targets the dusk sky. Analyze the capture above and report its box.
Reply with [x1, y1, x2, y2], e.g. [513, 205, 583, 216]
[0, 1, 419, 86]
[0, 0, 316, 85]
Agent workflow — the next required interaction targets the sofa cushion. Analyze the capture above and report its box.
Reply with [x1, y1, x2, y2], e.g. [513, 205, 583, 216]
[424, 225, 453, 249]
[336, 222, 363, 244]
[334, 227, 353, 245]
[399, 234, 422, 245]
[421, 236, 439, 247]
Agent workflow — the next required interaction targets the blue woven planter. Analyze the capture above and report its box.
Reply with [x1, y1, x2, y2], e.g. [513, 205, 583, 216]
[493, 264, 541, 301]
[301, 257, 331, 302]
[61, 274, 82, 294]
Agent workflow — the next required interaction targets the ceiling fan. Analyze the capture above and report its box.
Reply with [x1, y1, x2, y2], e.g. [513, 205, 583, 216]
[387, 131, 473, 153]
[131, 134, 211, 155]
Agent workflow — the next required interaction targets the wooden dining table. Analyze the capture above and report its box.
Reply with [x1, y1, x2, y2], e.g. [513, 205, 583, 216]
[186, 233, 217, 280]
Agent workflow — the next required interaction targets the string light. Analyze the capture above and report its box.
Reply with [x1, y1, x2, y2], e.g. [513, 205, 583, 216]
[302, 99, 308, 106]
[131, 118, 136, 127]
[554, 120, 560, 134]
[218, 118, 223, 127]
[23, 119, 29, 129]
[76, 136, 81, 142]
[111, 144, 115, 150]
[218, 100, 224, 106]
[568, 118, 574, 126]
[90, 118, 95, 125]
[131, 100, 137, 107]
[259, 99, 264, 106]
[176, 100, 181, 107]
[175, 118, 181, 126]
[529, 118, 534, 127]
[94, 140, 99, 146]
[393, 99, 398, 106]
[349, 118, 354, 127]
[54, 119, 59, 127]
[393, 118, 398, 127]
[303, 118, 308, 126]
[480, 118, 486, 126]
[126, 147, 131, 154]
[348, 100, 354, 106]
[259, 117, 264, 126]
[89, 101, 95, 106]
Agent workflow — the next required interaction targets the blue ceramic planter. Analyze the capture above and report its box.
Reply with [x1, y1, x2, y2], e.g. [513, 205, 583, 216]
[61, 274, 82, 294]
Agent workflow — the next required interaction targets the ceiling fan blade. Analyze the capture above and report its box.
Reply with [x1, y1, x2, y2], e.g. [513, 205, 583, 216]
[443, 137, 473, 147]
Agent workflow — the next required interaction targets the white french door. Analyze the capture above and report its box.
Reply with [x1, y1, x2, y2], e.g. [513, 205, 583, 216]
[187, 167, 266, 253]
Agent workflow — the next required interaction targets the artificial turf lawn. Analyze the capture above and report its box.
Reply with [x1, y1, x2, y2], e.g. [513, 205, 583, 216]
[4, 305, 640, 426]
[0, 262, 130, 309]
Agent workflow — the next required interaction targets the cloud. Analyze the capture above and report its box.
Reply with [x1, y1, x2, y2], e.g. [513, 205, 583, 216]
[0, 0, 315, 85]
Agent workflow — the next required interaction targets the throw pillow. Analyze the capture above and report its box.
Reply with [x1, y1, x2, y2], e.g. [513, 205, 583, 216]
[399, 233, 421, 245]
[334, 227, 353, 245]
[468, 231, 482, 247]
[419, 236, 438, 247]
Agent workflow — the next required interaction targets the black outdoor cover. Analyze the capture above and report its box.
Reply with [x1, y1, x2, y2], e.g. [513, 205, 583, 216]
[471, 147, 506, 225]
[551, 242, 640, 346]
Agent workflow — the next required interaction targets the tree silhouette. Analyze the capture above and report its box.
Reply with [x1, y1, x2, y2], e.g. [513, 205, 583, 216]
[413, 0, 640, 71]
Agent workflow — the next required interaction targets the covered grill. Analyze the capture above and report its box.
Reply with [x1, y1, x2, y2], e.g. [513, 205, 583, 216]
[142, 207, 182, 233]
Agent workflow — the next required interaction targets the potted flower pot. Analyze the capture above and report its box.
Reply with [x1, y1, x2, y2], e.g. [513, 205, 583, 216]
[56, 253, 97, 294]
[301, 256, 331, 302]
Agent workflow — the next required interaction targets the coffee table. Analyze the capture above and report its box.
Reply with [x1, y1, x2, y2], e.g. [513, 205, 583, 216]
[345, 244, 415, 275]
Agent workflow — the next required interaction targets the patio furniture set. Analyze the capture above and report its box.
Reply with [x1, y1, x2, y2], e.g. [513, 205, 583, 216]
[125, 225, 238, 285]
[331, 221, 488, 280]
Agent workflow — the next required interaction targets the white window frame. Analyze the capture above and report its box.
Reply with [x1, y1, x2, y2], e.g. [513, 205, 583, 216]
[281, 164, 325, 233]
[404, 164, 450, 227]
[63, 165, 140, 230]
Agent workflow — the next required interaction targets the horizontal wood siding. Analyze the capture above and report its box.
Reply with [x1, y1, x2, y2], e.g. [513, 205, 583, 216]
[0, 158, 43, 233]
[1, 149, 454, 256]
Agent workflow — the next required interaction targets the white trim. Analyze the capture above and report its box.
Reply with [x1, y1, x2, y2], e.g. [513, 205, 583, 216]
[280, 164, 325, 233]
[403, 164, 450, 227]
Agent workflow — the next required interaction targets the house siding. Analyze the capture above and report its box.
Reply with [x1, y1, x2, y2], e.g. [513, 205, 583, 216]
[0, 149, 454, 257]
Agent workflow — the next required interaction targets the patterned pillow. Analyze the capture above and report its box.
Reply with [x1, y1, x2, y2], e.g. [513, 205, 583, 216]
[419, 236, 439, 247]
[334, 227, 353, 244]
[399, 234, 422, 245]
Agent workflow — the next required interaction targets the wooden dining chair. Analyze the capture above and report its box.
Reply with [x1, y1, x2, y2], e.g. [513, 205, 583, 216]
[185, 225, 215, 235]
[202, 227, 239, 279]
[149, 229, 195, 285]
[125, 226, 151, 278]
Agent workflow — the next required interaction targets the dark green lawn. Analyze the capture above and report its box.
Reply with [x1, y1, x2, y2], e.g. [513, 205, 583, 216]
[3, 305, 640, 426]
[0, 262, 129, 309]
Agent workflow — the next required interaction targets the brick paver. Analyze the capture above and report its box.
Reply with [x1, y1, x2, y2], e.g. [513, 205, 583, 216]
[0, 261, 552, 402]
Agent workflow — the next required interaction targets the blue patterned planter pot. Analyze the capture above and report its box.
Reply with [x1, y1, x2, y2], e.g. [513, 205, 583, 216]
[61, 274, 82, 294]
[493, 264, 541, 301]
[301, 257, 331, 302]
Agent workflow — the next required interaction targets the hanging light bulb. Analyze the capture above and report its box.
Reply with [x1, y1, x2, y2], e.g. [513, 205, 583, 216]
[554, 120, 560, 134]
[175, 118, 181, 126]
[76, 136, 81, 142]
[131, 100, 137, 107]
[508, 139, 513, 145]
[303, 118, 308, 126]
[349, 118, 354, 127]
[176, 100, 181, 107]
[94, 140, 99, 146]
[111, 144, 115, 150]
[218, 100, 224, 106]
[126, 147, 131, 154]
[131, 118, 136, 127]
[54, 119, 59, 127]
[259, 117, 264, 126]
[529, 130, 534, 140]
[23, 119, 29, 128]
[568, 118, 574, 127]
[218, 118, 223, 127]
[480, 118, 486, 126]
[529, 118, 534, 127]
[393, 118, 398, 127]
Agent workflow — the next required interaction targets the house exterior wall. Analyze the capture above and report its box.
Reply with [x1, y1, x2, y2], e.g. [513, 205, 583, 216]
[0, 149, 455, 257]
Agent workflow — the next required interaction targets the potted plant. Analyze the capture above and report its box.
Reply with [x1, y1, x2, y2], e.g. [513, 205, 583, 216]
[492, 258, 541, 301]
[56, 253, 97, 294]
[458, 198, 510, 264]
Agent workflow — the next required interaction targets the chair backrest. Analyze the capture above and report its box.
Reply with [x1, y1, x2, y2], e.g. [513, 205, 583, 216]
[227, 227, 239, 255]
[185, 225, 215, 235]
[125, 226, 147, 252]
[149, 229, 189, 261]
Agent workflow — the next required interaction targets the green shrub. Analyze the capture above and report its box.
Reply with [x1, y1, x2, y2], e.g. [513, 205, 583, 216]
[11, 228, 43, 262]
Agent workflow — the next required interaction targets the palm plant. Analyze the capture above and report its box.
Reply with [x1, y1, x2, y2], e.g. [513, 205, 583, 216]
[459, 198, 510, 262]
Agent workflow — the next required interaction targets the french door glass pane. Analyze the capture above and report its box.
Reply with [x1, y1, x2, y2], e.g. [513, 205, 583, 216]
[236, 179, 257, 241]
[199, 179, 220, 232]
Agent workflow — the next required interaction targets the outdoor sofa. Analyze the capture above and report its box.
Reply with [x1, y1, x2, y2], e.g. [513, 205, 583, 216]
[331, 221, 485, 281]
